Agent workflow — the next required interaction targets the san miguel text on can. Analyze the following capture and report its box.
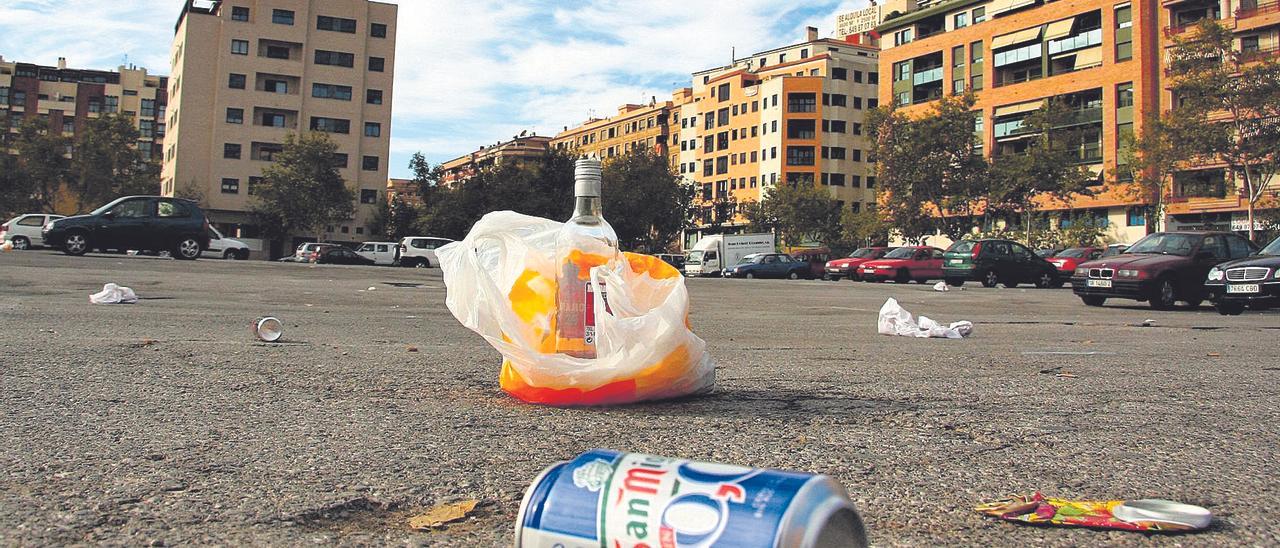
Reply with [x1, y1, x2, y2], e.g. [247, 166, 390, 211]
[515, 449, 868, 548]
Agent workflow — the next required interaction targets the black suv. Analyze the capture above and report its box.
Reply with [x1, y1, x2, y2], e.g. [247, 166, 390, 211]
[942, 238, 1062, 288]
[42, 196, 212, 260]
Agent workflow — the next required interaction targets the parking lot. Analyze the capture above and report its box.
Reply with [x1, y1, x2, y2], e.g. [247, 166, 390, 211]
[1, 250, 1278, 546]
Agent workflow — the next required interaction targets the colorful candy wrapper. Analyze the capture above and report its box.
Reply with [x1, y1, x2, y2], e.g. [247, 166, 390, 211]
[976, 492, 1210, 532]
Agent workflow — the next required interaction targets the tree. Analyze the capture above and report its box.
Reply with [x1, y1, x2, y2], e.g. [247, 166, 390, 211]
[1167, 19, 1280, 241]
[71, 113, 158, 212]
[174, 178, 207, 207]
[987, 99, 1097, 244]
[868, 93, 989, 243]
[383, 193, 419, 240]
[10, 117, 71, 213]
[833, 207, 891, 253]
[750, 182, 840, 248]
[1113, 112, 1180, 233]
[601, 150, 692, 252]
[250, 132, 354, 242]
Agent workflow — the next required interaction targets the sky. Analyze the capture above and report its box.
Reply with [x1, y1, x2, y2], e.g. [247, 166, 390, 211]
[0, 0, 869, 178]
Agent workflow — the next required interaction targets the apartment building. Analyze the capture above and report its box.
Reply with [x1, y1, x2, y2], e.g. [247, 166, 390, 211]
[550, 99, 677, 169]
[679, 27, 882, 247]
[877, 0, 1161, 246]
[162, 0, 396, 249]
[1160, 0, 1280, 232]
[439, 134, 552, 187]
[1, 56, 168, 213]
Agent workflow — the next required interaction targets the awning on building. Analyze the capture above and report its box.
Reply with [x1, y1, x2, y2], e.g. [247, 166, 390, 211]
[993, 99, 1045, 118]
[1072, 47, 1103, 70]
[991, 25, 1045, 50]
[990, 0, 1038, 17]
[1043, 18, 1076, 41]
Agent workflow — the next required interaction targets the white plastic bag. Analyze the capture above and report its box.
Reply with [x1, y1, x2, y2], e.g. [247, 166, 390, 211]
[89, 283, 138, 305]
[437, 211, 715, 406]
[877, 298, 972, 339]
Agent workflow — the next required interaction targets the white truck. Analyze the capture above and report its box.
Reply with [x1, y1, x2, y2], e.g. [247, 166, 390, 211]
[684, 233, 775, 276]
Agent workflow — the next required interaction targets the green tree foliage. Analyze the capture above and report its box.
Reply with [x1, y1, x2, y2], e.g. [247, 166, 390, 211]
[868, 93, 989, 243]
[9, 117, 71, 214]
[832, 207, 891, 253]
[1167, 19, 1280, 241]
[987, 99, 1097, 244]
[419, 148, 575, 239]
[747, 182, 840, 248]
[71, 113, 158, 211]
[250, 131, 354, 241]
[601, 150, 693, 252]
[1113, 113, 1179, 233]
[383, 193, 419, 241]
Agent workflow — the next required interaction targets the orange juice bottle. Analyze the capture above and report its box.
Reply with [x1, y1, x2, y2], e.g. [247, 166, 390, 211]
[554, 158, 618, 358]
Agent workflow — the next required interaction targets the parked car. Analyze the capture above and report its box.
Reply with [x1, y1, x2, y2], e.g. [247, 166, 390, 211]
[1071, 231, 1258, 309]
[1047, 247, 1103, 278]
[791, 247, 831, 279]
[655, 253, 686, 271]
[398, 236, 453, 268]
[203, 227, 250, 260]
[356, 241, 400, 266]
[1036, 247, 1064, 258]
[723, 253, 811, 279]
[824, 247, 894, 281]
[295, 242, 342, 263]
[1205, 235, 1280, 315]
[943, 239, 1062, 288]
[1, 214, 65, 250]
[315, 246, 376, 266]
[858, 246, 945, 283]
[42, 196, 210, 260]
[1101, 243, 1129, 257]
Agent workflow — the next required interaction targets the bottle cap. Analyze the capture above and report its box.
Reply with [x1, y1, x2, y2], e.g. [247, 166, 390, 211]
[575, 158, 602, 197]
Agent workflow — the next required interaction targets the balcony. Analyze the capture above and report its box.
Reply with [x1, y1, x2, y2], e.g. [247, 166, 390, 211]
[1237, 0, 1280, 19]
[912, 66, 944, 85]
[1241, 44, 1280, 62]
[1047, 28, 1102, 55]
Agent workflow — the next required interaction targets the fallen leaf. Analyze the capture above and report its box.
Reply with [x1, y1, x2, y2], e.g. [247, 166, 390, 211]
[1056, 373, 1078, 379]
[1207, 352, 1221, 357]
[408, 500, 477, 530]
[407, 346, 419, 353]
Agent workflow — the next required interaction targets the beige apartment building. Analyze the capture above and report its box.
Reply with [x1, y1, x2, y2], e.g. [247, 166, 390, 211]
[162, 0, 396, 252]
[439, 134, 553, 187]
[679, 27, 882, 247]
[1, 56, 167, 214]
[550, 99, 677, 166]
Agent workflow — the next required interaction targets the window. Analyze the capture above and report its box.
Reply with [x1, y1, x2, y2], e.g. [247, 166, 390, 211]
[972, 6, 986, 23]
[224, 143, 241, 159]
[360, 156, 379, 172]
[314, 50, 355, 67]
[123, 89, 138, 96]
[62, 119, 75, 134]
[1126, 207, 1147, 226]
[272, 9, 294, 25]
[221, 178, 240, 194]
[702, 160, 714, 177]
[310, 117, 350, 133]
[231, 6, 249, 21]
[260, 112, 285, 127]
[361, 190, 378, 204]
[364, 122, 381, 137]
[831, 67, 847, 80]
[317, 15, 357, 33]
[141, 99, 156, 117]
[312, 83, 353, 100]
[331, 153, 349, 168]
[829, 94, 847, 107]
[1117, 82, 1134, 108]
[371, 23, 388, 38]
[368, 57, 385, 72]
[868, 72, 879, 84]
[786, 146, 815, 166]
[226, 108, 243, 124]
[787, 93, 816, 112]
[264, 79, 288, 93]
[266, 45, 291, 60]
[103, 95, 118, 113]
[955, 11, 969, 28]
[830, 147, 847, 160]
[830, 173, 846, 186]
[830, 120, 846, 133]
[893, 61, 910, 82]
[228, 73, 246, 89]
[1115, 5, 1133, 61]
[716, 156, 728, 174]
[894, 28, 913, 46]
[970, 74, 984, 91]
[800, 48, 809, 58]
[231, 39, 249, 55]
[366, 89, 383, 104]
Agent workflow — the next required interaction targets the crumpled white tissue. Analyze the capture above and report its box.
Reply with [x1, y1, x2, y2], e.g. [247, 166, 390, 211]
[89, 283, 138, 305]
[877, 298, 972, 339]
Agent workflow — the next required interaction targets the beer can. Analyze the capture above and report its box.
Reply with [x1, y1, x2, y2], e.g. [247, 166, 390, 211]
[251, 316, 284, 342]
[515, 449, 868, 548]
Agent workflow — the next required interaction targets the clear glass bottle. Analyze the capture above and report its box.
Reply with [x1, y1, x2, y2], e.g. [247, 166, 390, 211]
[554, 158, 619, 359]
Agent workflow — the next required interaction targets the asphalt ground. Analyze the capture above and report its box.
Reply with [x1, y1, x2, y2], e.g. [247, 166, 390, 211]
[1, 249, 1278, 547]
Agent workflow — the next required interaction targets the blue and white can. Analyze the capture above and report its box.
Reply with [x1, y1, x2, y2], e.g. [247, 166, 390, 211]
[515, 449, 867, 548]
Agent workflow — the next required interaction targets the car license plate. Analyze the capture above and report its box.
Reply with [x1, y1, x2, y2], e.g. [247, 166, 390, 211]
[1087, 279, 1112, 288]
[948, 259, 963, 264]
[1227, 284, 1260, 294]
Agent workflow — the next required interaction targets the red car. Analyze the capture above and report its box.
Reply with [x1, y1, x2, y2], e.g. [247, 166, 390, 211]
[824, 247, 894, 281]
[1047, 247, 1103, 277]
[859, 246, 946, 283]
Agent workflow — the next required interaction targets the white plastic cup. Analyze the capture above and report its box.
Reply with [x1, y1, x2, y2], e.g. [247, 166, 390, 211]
[252, 317, 284, 342]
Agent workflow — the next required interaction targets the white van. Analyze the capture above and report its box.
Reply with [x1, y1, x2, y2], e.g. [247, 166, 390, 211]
[356, 241, 399, 265]
[397, 236, 454, 268]
[684, 233, 775, 276]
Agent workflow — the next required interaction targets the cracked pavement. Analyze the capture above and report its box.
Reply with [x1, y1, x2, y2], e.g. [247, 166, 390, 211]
[1, 250, 1278, 546]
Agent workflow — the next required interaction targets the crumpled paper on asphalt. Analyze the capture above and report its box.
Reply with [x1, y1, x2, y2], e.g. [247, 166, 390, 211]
[933, 281, 949, 292]
[877, 298, 972, 339]
[89, 283, 138, 305]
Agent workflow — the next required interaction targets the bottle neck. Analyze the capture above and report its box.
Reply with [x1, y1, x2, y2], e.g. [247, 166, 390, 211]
[573, 196, 602, 218]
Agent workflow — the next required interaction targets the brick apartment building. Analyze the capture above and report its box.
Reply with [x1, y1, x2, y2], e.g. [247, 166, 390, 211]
[439, 134, 553, 187]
